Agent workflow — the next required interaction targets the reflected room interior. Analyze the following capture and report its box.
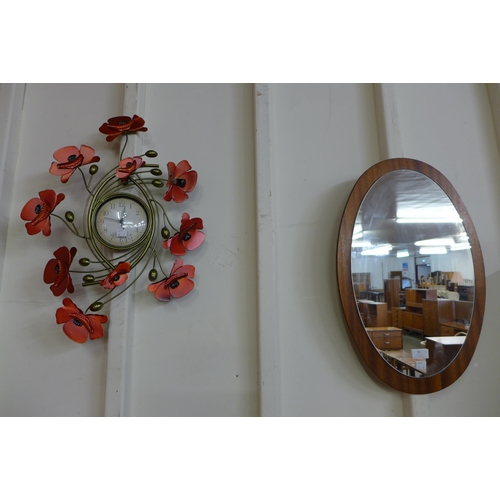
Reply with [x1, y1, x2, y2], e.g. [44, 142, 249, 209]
[352, 170, 474, 378]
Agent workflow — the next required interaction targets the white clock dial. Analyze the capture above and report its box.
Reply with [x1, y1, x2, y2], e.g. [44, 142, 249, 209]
[94, 195, 149, 250]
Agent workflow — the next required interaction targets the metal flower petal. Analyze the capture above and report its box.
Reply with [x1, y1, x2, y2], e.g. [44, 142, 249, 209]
[49, 145, 100, 183]
[99, 115, 148, 142]
[100, 261, 131, 290]
[163, 213, 204, 256]
[147, 258, 195, 302]
[55, 298, 108, 344]
[163, 160, 198, 203]
[115, 156, 145, 180]
[43, 246, 77, 296]
[20, 189, 65, 236]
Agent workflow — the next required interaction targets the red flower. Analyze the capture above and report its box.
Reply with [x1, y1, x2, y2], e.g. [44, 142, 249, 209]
[163, 213, 204, 256]
[56, 298, 108, 344]
[20, 189, 65, 236]
[115, 156, 145, 180]
[43, 246, 77, 296]
[99, 115, 148, 142]
[49, 145, 100, 183]
[148, 258, 195, 302]
[100, 261, 131, 290]
[163, 160, 198, 203]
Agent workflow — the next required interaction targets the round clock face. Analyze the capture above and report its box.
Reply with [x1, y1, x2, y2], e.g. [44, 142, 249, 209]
[94, 194, 150, 250]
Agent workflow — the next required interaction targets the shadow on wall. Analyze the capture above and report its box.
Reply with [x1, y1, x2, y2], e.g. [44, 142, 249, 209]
[297, 178, 391, 393]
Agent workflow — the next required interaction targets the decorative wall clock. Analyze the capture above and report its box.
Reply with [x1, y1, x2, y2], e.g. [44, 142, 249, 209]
[20, 115, 204, 344]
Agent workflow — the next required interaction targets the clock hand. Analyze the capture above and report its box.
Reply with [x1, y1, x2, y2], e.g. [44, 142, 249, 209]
[118, 210, 127, 225]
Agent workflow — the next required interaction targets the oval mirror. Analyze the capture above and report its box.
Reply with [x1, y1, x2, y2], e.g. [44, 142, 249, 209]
[337, 158, 485, 394]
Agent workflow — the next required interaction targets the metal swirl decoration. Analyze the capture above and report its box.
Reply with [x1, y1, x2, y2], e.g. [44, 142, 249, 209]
[20, 115, 204, 344]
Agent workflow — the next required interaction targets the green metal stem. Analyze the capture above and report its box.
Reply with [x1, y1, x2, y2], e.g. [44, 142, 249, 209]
[119, 133, 129, 161]
[52, 214, 86, 238]
[78, 168, 93, 195]
[151, 199, 178, 232]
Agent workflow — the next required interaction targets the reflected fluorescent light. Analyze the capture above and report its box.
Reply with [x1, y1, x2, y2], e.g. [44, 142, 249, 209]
[353, 224, 363, 239]
[396, 208, 462, 224]
[397, 217, 462, 223]
[361, 244, 392, 256]
[352, 241, 372, 248]
[450, 242, 471, 251]
[415, 238, 455, 246]
[419, 247, 447, 255]
[397, 250, 410, 258]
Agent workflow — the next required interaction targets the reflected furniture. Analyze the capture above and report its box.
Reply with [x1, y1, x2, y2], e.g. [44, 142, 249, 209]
[384, 278, 400, 324]
[379, 350, 427, 377]
[362, 289, 385, 302]
[398, 288, 437, 338]
[422, 299, 472, 337]
[357, 300, 388, 327]
[458, 285, 474, 301]
[367, 327, 402, 350]
[425, 336, 467, 376]
[352, 273, 370, 299]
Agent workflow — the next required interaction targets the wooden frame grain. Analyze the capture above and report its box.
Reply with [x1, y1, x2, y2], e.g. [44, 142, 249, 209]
[337, 158, 485, 394]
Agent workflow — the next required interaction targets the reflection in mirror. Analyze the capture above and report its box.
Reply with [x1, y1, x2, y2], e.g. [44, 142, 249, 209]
[352, 170, 474, 378]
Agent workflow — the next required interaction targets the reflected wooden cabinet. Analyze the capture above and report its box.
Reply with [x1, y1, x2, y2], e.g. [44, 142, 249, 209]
[352, 273, 371, 299]
[423, 298, 473, 337]
[392, 307, 404, 329]
[401, 288, 438, 337]
[423, 299, 452, 337]
[357, 300, 388, 327]
[366, 327, 403, 350]
[458, 285, 474, 301]
[384, 278, 400, 325]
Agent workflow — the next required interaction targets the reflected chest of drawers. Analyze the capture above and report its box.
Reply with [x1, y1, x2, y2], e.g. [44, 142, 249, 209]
[366, 327, 403, 350]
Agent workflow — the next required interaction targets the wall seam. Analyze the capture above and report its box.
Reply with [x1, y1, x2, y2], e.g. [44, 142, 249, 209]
[104, 83, 146, 417]
[372, 83, 430, 417]
[254, 83, 281, 416]
[0, 83, 25, 296]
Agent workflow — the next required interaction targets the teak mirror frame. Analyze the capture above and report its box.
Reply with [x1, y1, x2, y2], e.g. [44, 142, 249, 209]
[337, 158, 486, 394]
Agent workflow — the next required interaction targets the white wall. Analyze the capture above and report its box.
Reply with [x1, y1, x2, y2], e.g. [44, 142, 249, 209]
[270, 83, 500, 416]
[0, 84, 125, 416]
[1, 83, 499, 416]
[126, 84, 259, 416]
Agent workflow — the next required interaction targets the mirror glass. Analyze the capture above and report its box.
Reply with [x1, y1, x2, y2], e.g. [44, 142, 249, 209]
[352, 169, 474, 378]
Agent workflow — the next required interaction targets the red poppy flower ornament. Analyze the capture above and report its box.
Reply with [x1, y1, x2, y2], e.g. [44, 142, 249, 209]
[115, 156, 146, 180]
[100, 262, 131, 290]
[21, 114, 204, 345]
[99, 115, 148, 142]
[20, 189, 65, 236]
[148, 258, 195, 302]
[164, 160, 198, 203]
[56, 298, 108, 344]
[163, 213, 204, 256]
[44, 246, 77, 296]
[49, 145, 100, 183]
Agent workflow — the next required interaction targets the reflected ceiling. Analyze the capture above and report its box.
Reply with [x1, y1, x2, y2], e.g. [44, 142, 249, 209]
[352, 170, 468, 257]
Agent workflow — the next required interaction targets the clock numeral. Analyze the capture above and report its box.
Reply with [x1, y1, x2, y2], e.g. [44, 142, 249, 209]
[110, 203, 115, 209]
